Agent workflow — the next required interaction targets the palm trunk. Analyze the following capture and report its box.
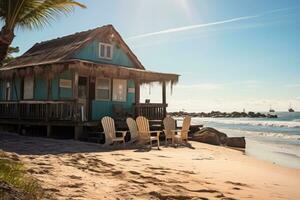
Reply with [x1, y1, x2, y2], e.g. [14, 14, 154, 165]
[0, 27, 15, 65]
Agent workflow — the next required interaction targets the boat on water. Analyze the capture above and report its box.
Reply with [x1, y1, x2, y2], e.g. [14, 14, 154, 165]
[288, 104, 295, 112]
[269, 105, 275, 112]
[288, 108, 295, 112]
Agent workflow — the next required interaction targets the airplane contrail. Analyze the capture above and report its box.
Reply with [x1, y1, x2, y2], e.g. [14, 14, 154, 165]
[127, 7, 296, 40]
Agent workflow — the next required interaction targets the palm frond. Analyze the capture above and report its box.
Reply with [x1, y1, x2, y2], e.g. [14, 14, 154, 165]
[18, 0, 86, 29]
[0, 0, 86, 30]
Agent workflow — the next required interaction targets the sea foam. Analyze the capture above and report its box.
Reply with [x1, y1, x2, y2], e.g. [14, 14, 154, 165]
[193, 117, 300, 129]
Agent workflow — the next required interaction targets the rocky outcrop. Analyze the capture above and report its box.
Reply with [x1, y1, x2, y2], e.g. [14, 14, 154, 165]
[169, 111, 277, 118]
[196, 127, 227, 144]
[191, 127, 246, 148]
[226, 137, 246, 148]
[192, 131, 221, 145]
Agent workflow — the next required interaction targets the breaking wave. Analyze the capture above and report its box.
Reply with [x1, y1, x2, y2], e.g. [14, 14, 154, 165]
[194, 118, 300, 129]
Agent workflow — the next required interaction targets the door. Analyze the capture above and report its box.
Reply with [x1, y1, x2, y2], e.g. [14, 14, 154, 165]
[78, 76, 88, 121]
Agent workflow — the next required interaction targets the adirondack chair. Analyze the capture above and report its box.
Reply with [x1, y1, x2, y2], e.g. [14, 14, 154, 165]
[101, 116, 127, 146]
[126, 117, 139, 143]
[163, 116, 176, 145]
[136, 116, 161, 149]
[171, 116, 191, 145]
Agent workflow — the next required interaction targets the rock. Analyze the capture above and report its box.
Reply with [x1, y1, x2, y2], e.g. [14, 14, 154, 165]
[196, 127, 228, 144]
[191, 128, 246, 148]
[226, 137, 246, 148]
[192, 131, 221, 145]
[189, 125, 204, 135]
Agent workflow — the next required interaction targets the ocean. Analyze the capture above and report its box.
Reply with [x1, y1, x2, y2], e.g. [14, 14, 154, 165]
[182, 112, 300, 169]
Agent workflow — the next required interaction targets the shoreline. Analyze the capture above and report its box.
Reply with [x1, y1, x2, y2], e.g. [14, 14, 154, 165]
[1, 132, 300, 199]
[176, 116, 300, 169]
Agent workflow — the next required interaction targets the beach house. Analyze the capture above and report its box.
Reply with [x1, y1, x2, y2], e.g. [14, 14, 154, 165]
[0, 25, 179, 138]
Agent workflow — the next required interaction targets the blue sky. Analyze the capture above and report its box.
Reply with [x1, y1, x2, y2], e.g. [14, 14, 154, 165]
[11, 0, 300, 112]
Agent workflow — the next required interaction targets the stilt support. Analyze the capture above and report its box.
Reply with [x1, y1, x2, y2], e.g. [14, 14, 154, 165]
[47, 125, 52, 137]
[74, 126, 83, 140]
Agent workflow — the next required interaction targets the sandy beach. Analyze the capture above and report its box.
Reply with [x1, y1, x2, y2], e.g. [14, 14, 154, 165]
[0, 132, 299, 200]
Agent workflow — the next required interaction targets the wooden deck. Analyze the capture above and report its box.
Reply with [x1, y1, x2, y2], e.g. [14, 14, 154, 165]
[0, 101, 167, 140]
[133, 103, 167, 120]
[0, 100, 83, 122]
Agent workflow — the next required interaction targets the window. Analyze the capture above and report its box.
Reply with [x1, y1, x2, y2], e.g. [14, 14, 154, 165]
[99, 43, 113, 60]
[5, 81, 11, 101]
[95, 78, 110, 100]
[23, 76, 34, 99]
[112, 79, 127, 102]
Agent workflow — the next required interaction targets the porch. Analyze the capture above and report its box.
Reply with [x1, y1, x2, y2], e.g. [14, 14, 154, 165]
[0, 101, 168, 123]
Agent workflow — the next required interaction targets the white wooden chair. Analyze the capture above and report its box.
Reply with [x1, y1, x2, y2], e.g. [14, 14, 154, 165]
[101, 116, 127, 146]
[171, 116, 191, 145]
[163, 116, 176, 145]
[136, 116, 161, 149]
[126, 117, 139, 143]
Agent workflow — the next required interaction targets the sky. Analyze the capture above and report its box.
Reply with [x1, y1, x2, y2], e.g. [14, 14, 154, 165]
[9, 0, 300, 112]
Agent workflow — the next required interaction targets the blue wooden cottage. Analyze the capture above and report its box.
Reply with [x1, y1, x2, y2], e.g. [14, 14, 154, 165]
[0, 25, 179, 138]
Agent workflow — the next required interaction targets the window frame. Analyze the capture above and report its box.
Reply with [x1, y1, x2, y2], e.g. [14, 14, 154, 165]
[99, 42, 113, 60]
[95, 78, 111, 101]
[112, 79, 127, 102]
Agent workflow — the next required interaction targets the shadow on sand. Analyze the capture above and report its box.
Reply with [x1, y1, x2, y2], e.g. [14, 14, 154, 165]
[0, 132, 195, 156]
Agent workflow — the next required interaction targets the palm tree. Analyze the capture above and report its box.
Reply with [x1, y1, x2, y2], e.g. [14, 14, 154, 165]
[0, 0, 86, 64]
[3, 46, 19, 65]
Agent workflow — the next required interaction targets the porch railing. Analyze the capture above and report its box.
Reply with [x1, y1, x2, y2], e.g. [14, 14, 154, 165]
[134, 103, 167, 120]
[0, 101, 83, 122]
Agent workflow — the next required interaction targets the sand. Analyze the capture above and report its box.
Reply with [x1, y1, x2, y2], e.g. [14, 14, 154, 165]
[1, 132, 299, 200]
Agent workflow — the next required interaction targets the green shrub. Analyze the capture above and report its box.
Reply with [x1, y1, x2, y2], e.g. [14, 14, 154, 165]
[0, 154, 45, 199]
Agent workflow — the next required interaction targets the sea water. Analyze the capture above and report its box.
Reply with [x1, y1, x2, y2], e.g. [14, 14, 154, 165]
[181, 112, 300, 168]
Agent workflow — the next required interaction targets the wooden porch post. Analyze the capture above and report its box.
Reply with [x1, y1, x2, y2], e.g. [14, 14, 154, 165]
[135, 80, 140, 117]
[135, 80, 140, 104]
[73, 70, 79, 99]
[162, 81, 167, 117]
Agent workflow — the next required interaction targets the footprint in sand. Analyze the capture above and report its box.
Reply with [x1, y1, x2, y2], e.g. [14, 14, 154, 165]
[192, 157, 214, 160]
[44, 188, 60, 193]
[61, 183, 84, 188]
[111, 170, 123, 176]
[129, 170, 141, 175]
[148, 191, 206, 200]
[68, 175, 82, 180]
[225, 181, 250, 187]
[178, 170, 196, 175]
[111, 153, 125, 156]
[119, 158, 140, 162]
[156, 155, 171, 158]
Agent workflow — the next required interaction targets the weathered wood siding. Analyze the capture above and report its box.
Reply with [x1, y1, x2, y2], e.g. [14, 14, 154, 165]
[72, 41, 135, 68]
